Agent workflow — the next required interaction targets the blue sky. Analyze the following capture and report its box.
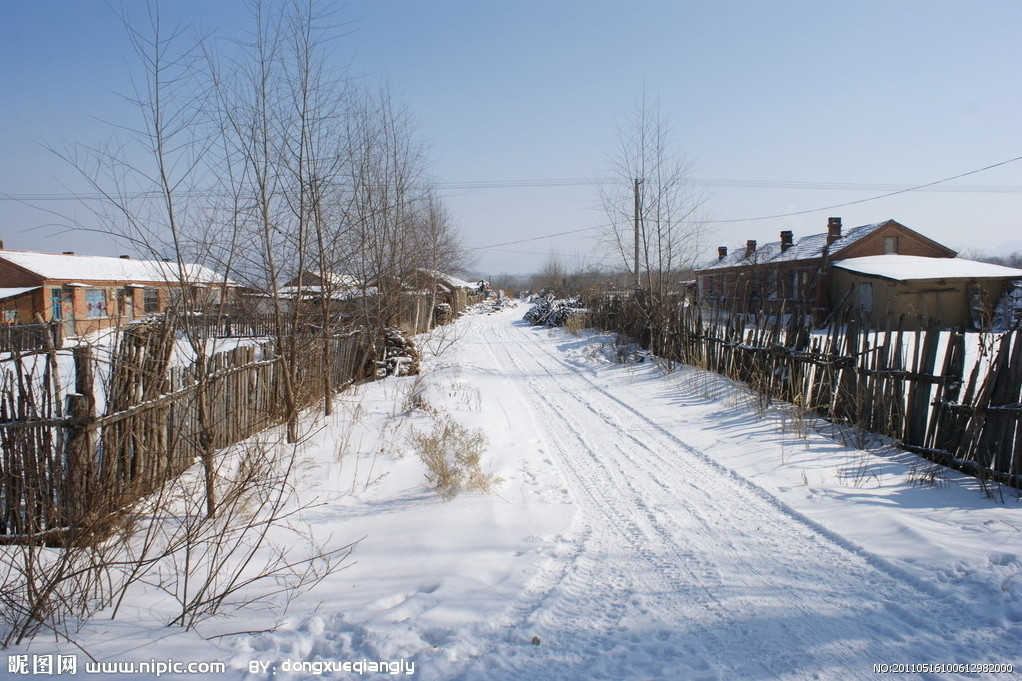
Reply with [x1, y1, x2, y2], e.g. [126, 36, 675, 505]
[2, 0, 1021, 276]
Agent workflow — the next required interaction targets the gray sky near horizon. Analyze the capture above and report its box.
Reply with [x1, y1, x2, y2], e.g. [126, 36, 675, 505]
[2, 0, 1021, 276]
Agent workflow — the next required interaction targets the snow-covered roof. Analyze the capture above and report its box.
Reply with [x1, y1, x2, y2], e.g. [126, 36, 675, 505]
[697, 221, 888, 272]
[0, 250, 230, 285]
[0, 286, 40, 300]
[833, 255, 1022, 281]
[277, 284, 377, 301]
[418, 268, 476, 289]
[304, 271, 363, 289]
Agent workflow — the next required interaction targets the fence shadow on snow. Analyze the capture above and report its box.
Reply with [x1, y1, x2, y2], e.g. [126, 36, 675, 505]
[588, 293, 1021, 489]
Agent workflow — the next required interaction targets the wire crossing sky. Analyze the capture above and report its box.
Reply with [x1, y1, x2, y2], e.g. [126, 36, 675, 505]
[2, 0, 1021, 274]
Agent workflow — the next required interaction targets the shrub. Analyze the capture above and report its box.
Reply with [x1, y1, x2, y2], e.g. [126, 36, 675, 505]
[409, 413, 500, 500]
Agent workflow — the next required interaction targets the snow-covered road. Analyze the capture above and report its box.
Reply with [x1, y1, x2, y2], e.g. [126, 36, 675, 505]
[441, 308, 1017, 680]
[10, 303, 1018, 680]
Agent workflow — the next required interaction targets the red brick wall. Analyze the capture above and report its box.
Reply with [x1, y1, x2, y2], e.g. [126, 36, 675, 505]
[0, 260, 43, 287]
[36, 281, 175, 335]
[835, 223, 956, 259]
[0, 291, 39, 324]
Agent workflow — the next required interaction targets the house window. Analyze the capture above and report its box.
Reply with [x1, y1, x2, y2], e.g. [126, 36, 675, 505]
[4, 310, 17, 323]
[765, 270, 778, 299]
[51, 288, 63, 320]
[144, 289, 160, 314]
[884, 236, 899, 254]
[85, 289, 107, 318]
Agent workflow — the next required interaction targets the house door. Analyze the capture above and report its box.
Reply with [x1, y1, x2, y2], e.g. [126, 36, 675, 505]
[51, 288, 75, 335]
[60, 289, 75, 337]
[122, 289, 135, 320]
[856, 282, 874, 322]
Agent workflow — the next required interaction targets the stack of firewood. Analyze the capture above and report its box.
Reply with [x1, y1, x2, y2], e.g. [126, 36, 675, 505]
[377, 327, 421, 377]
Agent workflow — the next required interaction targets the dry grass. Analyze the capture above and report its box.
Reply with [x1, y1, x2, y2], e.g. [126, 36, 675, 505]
[563, 312, 590, 337]
[409, 412, 501, 501]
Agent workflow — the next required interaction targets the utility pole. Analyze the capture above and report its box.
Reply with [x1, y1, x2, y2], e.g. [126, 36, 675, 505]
[633, 178, 643, 289]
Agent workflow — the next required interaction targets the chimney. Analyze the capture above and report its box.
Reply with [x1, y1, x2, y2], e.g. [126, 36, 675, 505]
[717, 246, 728, 260]
[780, 230, 793, 252]
[0, 238, 5, 250]
[826, 217, 842, 245]
[119, 254, 131, 259]
[746, 239, 757, 257]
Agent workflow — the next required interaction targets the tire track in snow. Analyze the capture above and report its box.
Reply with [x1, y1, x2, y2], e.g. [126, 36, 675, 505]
[485, 324, 853, 679]
[452, 315, 1016, 681]
[465, 320, 815, 679]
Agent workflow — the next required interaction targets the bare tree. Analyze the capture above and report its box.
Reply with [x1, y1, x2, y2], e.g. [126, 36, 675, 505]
[0, 3, 369, 649]
[533, 254, 567, 293]
[600, 92, 709, 300]
[339, 84, 432, 334]
[52, 3, 233, 516]
[205, 0, 356, 438]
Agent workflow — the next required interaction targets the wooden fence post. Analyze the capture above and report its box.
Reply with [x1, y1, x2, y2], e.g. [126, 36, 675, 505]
[64, 346, 97, 527]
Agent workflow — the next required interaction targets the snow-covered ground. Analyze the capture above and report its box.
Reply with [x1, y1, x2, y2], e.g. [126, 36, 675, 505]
[4, 302, 1020, 680]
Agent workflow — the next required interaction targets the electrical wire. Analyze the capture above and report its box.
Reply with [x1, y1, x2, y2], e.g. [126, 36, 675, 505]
[470, 153, 1022, 248]
[705, 154, 1022, 224]
[470, 224, 610, 251]
[6, 169, 1022, 202]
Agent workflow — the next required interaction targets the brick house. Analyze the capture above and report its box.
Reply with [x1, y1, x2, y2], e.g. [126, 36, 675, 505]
[695, 217, 1022, 328]
[0, 246, 232, 337]
[695, 218, 956, 318]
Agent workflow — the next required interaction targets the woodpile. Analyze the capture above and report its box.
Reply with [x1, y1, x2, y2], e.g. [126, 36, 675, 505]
[433, 303, 454, 326]
[378, 327, 420, 377]
[523, 296, 586, 327]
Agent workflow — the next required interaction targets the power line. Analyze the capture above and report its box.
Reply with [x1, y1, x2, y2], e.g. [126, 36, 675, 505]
[471, 224, 610, 251]
[468, 153, 1022, 251]
[481, 247, 600, 260]
[437, 176, 1022, 193]
[705, 153, 1022, 224]
[6, 172, 1022, 203]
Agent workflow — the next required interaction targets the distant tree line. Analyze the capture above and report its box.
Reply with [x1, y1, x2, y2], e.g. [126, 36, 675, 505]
[963, 250, 1022, 269]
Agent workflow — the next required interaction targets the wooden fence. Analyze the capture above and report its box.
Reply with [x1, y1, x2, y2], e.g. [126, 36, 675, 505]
[0, 316, 373, 542]
[589, 295, 1022, 488]
[0, 322, 62, 355]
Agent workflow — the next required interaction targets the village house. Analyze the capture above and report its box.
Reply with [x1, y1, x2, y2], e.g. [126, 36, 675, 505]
[695, 217, 1022, 329]
[0, 244, 233, 337]
[277, 268, 483, 333]
[281, 270, 367, 299]
[408, 269, 484, 316]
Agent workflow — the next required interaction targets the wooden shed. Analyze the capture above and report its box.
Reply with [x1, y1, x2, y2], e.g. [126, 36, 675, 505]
[830, 255, 1022, 329]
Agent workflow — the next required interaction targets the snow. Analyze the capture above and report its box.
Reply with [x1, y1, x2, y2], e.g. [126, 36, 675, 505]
[0, 287, 40, 300]
[0, 250, 229, 285]
[3, 303, 1020, 680]
[276, 284, 378, 301]
[833, 254, 1022, 281]
[698, 221, 886, 271]
[417, 269, 476, 290]
[298, 271, 364, 289]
